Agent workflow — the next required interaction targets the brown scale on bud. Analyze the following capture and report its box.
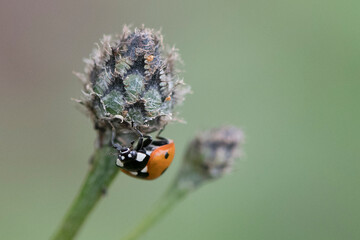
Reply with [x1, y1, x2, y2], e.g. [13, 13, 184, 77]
[75, 26, 190, 138]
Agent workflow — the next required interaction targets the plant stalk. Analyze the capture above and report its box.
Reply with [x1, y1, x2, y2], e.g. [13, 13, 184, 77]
[121, 183, 189, 240]
[51, 146, 119, 240]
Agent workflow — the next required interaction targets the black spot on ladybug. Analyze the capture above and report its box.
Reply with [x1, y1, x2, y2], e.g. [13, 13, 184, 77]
[165, 152, 169, 159]
[161, 167, 168, 175]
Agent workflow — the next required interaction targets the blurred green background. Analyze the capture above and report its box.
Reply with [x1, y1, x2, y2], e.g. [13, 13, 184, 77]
[1, 0, 359, 239]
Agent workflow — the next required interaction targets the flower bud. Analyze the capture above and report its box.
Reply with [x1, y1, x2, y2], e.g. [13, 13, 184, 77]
[175, 126, 244, 190]
[76, 26, 190, 136]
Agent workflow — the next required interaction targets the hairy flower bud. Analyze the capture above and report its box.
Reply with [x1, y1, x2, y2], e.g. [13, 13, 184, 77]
[75, 26, 190, 136]
[175, 126, 244, 190]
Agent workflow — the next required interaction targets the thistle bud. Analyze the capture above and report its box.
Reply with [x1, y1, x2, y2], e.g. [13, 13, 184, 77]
[175, 126, 244, 190]
[76, 26, 190, 138]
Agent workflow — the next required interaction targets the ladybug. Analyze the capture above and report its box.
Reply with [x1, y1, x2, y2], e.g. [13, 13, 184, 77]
[111, 130, 175, 180]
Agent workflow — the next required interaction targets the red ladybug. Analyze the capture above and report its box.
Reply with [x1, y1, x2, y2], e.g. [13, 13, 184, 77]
[112, 131, 175, 180]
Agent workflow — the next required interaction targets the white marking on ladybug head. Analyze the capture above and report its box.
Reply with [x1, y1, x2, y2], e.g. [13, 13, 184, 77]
[128, 153, 132, 158]
[121, 156, 125, 160]
[121, 148, 130, 154]
[136, 153, 146, 162]
[116, 159, 124, 167]
[141, 166, 148, 173]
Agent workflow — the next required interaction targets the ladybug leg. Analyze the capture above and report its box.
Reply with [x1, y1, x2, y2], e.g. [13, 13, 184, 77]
[142, 135, 153, 148]
[132, 123, 144, 137]
[150, 125, 169, 146]
[132, 126, 153, 150]
[152, 138, 169, 146]
[135, 136, 144, 151]
[152, 135, 169, 146]
[155, 136, 167, 141]
[135, 135, 153, 151]
[111, 127, 122, 151]
[156, 123, 168, 139]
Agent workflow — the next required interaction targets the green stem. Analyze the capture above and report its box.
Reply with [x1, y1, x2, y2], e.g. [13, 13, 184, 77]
[51, 146, 119, 240]
[121, 184, 189, 240]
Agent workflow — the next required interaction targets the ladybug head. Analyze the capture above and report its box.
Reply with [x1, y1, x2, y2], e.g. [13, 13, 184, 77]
[119, 148, 137, 163]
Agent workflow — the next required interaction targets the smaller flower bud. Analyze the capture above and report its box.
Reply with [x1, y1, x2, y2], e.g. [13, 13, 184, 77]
[175, 126, 244, 190]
